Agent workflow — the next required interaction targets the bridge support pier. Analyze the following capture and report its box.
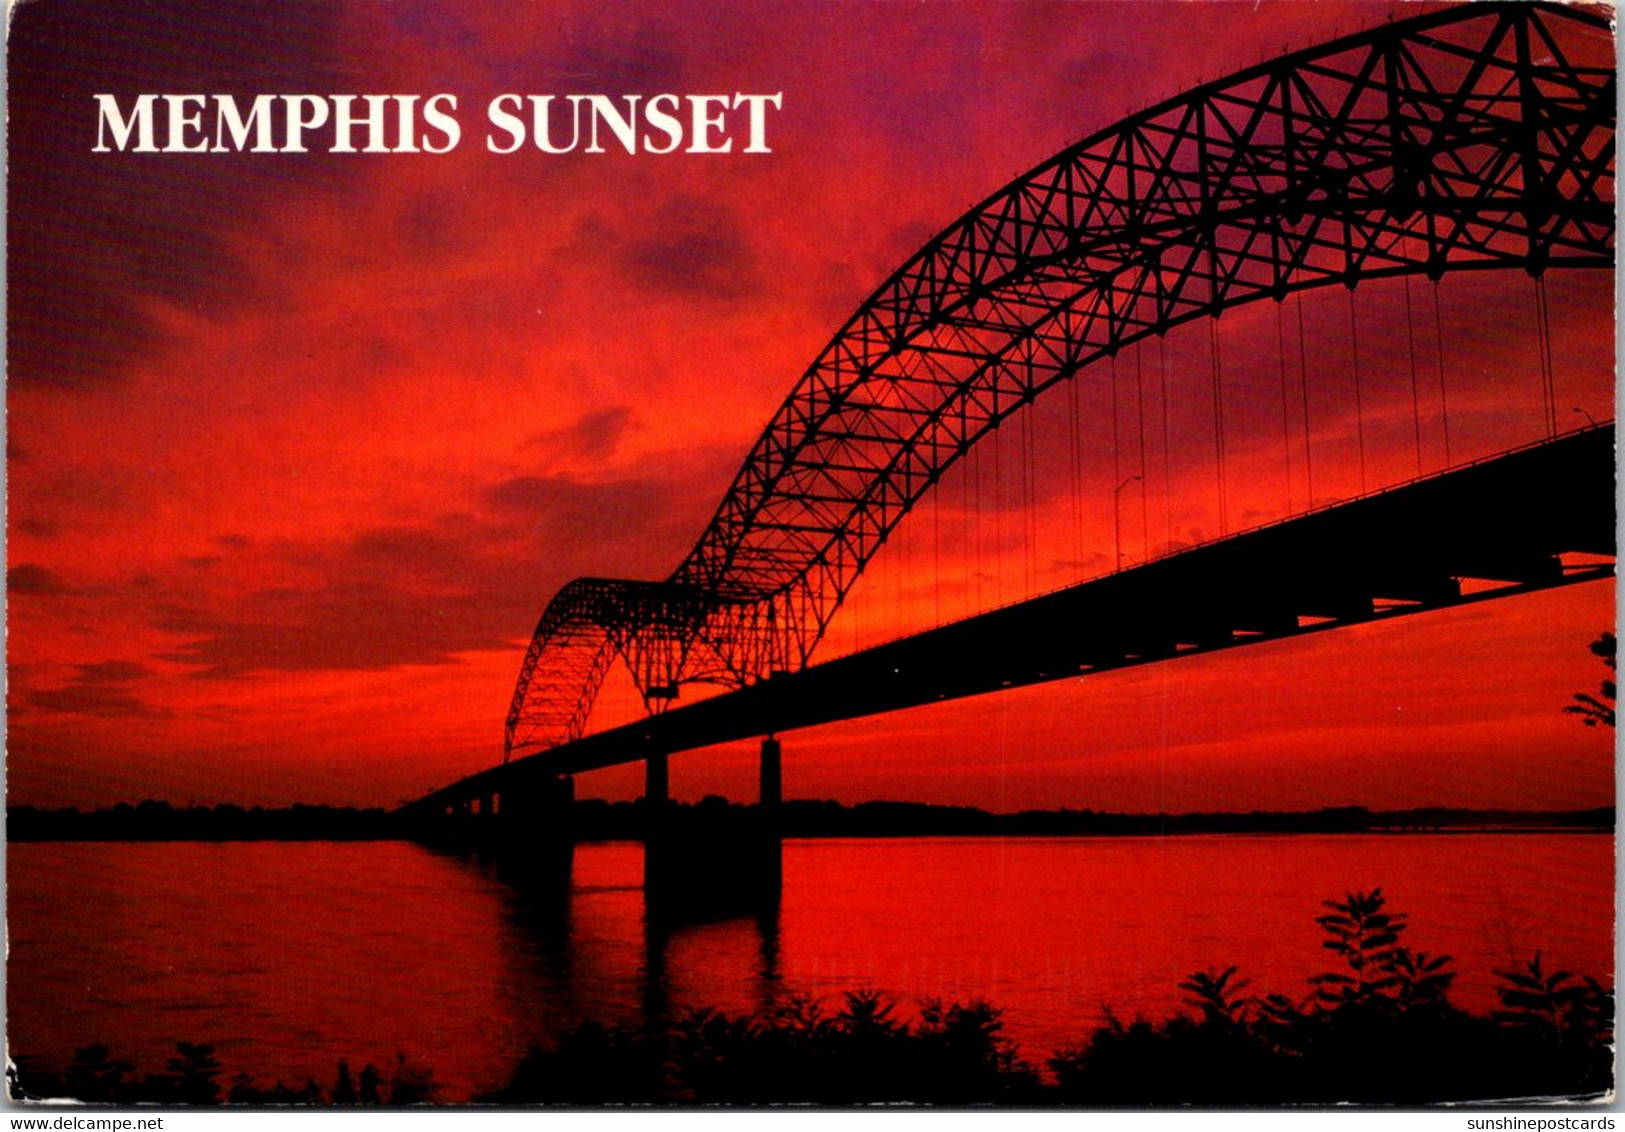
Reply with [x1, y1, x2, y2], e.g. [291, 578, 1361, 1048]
[494, 772, 574, 891]
[758, 735, 783, 890]
[642, 737, 783, 920]
[645, 750, 669, 808]
[641, 750, 672, 898]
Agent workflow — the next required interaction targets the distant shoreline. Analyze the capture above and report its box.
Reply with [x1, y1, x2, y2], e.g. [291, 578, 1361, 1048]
[7, 800, 1613, 842]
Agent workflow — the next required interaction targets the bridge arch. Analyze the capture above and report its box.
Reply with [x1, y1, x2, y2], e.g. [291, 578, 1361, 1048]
[506, 2, 1614, 759]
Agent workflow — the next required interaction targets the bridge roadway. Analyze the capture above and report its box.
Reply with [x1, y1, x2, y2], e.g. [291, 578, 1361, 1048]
[406, 424, 1614, 812]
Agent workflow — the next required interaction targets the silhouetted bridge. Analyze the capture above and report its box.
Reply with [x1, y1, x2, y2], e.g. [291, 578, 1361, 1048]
[401, 4, 1615, 911]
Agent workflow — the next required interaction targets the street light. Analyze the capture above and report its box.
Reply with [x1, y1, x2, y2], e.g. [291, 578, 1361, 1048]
[1114, 475, 1142, 572]
[1573, 406, 1598, 427]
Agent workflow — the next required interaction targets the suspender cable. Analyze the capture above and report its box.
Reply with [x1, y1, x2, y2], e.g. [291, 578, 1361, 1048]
[1540, 279, 1553, 434]
[896, 487, 908, 638]
[973, 443, 984, 614]
[1068, 368, 1083, 581]
[1007, 410, 1020, 597]
[961, 441, 972, 620]
[1403, 267, 1424, 476]
[1347, 286, 1367, 494]
[932, 474, 941, 627]
[1535, 275, 1557, 438]
[1135, 340, 1150, 562]
[1297, 291, 1316, 509]
[1021, 403, 1035, 597]
[1276, 300, 1294, 514]
[992, 424, 1003, 608]
[1160, 333, 1173, 553]
[850, 550, 861, 656]
[1111, 353, 1122, 524]
[1433, 282, 1452, 467]
[1209, 318, 1228, 535]
[1027, 405, 1037, 589]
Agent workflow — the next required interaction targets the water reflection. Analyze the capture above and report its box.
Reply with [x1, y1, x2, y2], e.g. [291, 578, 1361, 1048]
[641, 909, 782, 1032]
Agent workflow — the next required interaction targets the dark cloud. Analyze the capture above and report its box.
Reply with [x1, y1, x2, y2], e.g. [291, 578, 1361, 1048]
[11, 519, 64, 539]
[480, 12, 687, 96]
[26, 685, 174, 720]
[155, 581, 521, 678]
[521, 406, 636, 463]
[23, 659, 169, 719]
[392, 193, 477, 261]
[7, 564, 70, 595]
[150, 515, 533, 679]
[384, 4, 481, 52]
[348, 521, 489, 583]
[74, 660, 154, 684]
[143, 458, 729, 681]
[484, 472, 689, 551]
[617, 196, 760, 299]
[7, 0, 346, 385]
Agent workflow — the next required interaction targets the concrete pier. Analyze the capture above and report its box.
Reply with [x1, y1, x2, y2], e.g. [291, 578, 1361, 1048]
[494, 771, 574, 889]
[642, 737, 783, 919]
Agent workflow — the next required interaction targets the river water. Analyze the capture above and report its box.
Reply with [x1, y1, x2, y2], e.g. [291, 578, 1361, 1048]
[8, 834, 1613, 1101]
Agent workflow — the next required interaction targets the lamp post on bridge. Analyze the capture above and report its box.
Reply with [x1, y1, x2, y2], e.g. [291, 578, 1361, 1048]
[1114, 475, 1142, 573]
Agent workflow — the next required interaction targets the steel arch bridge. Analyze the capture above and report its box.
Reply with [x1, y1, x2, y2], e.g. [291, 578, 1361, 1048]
[505, 2, 1615, 762]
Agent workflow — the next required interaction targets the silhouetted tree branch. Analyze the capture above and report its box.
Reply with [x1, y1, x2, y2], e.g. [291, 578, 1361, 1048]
[1565, 631, 1615, 728]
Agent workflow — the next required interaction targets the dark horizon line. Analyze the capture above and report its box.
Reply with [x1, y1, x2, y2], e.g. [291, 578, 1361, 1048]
[7, 798, 1614, 843]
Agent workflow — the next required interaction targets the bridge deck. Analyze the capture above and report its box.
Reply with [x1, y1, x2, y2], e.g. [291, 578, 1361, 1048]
[407, 425, 1614, 810]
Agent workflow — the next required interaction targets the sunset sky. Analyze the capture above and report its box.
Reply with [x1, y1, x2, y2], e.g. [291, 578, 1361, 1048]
[7, 0, 1615, 813]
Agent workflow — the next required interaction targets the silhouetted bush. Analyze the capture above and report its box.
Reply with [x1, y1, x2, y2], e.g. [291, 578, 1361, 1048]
[477, 1020, 664, 1105]
[9, 1044, 439, 1107]
[1048, 889, 1614, 1104]
[479, 990, 1042, 1104]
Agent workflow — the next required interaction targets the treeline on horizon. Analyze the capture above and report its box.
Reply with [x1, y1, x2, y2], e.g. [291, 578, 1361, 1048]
[9, 889, 1613, 1106]
[6, 800, 396, 841]
[7, 796, 1614, 842]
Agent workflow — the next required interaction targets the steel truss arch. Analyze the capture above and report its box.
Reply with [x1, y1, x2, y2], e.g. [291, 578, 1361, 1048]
[506, 1, 1614, 759]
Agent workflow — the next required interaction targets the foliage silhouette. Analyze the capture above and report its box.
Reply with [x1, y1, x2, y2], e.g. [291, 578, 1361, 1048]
[227, 1074, 324, 1104]
[64, 1044, 135, 1103]
[164, 1043, 223, 1104]
[1494, 952, 1614, 1043]
[1180, 966, 1251, 1028]
[1308, 887, 1409, 1007]
[10, 1043, 438, 1108]
[482, 990, 1043, 1104]
[1565, 630, 1616, 728]
[332, 1060, 357, 1106]
[383, 1053, 441, 1105]
[1048, 888, 1609, 1104]
[1389, 947, 1456, 1012]
[358, 1063, 384, 1105]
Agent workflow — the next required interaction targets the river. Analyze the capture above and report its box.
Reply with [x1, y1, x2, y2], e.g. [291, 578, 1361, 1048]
[7, 834, 1612, 1101]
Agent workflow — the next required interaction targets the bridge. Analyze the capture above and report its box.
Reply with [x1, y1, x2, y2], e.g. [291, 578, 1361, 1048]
[401, 3, 1616, 910]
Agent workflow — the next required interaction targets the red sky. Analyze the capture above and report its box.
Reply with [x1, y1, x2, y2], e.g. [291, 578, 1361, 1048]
[7, 0, 1615, 812]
